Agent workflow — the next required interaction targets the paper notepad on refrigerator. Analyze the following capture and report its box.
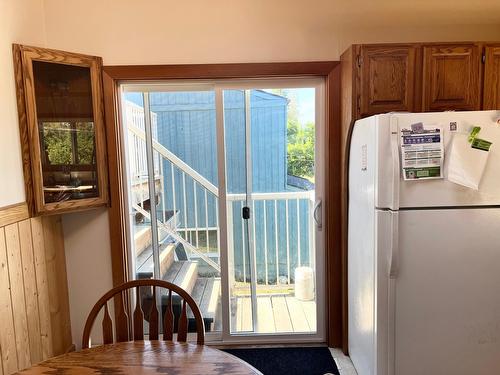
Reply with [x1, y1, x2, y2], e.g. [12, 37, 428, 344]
[447, 132, 492, 190]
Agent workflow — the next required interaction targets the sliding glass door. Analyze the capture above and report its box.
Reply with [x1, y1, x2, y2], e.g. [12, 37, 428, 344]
[121, 78, 325, 343]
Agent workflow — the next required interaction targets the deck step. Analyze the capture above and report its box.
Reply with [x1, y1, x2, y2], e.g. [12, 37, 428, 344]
[199, 277, 221, 322]
[133, 209, 179, 258]
[142, 275, 220, 333]
[134, 226, 152, 257]
[160, 244, 176, 276]
[190, 277, 207, 309]
[136, 243, 176, 279]
[188, 277, 221, 332]
[164, 261, 198, 295]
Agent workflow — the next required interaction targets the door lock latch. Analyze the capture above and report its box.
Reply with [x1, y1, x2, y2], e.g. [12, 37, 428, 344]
[242, 206, 250, 220]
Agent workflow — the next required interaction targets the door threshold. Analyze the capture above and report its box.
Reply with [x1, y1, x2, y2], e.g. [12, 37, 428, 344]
[210, 341, 327, 349]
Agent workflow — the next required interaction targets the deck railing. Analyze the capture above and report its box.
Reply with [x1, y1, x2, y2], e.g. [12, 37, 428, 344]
[125, 101, 159, 180]
[226, 191, 314, 285]
[125, 101, 314, 286]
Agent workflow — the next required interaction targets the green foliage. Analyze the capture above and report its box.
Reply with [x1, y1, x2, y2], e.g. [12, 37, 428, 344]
[76, 122, 95, 164]
[42, 122, 95, 165]
[270, 89, 315, 181]
[43, 122, 72, 164]
[287, 120, 315, 180]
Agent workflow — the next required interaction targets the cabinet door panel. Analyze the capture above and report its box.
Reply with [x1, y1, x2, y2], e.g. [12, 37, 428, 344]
[483, 45, 500, 110]
[423, 45, 481, 111]
[359, 45, 418, 117]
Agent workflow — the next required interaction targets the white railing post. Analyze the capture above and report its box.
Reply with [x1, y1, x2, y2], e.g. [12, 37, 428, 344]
[297, 198, 301, 267]
[171, 163, 177, 228]
[251, 200, 257, 285]
[274, 199, 279, 285]
[227, 201, 235, 292]
[286, 199, 290, 284]
[182, 173, 188, 240]
[160, 158, 166, 224]
[193, 180, 199, 248]
[204, 189, 209, 252]
[216, 201, 220, 259]
[140, 177, 144, 211]
[308, 197, 315, 268]
[263, 201, 268, 285]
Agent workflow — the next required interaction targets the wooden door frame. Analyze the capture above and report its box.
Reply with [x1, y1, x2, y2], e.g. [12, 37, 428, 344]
[101, 62, 344, 348]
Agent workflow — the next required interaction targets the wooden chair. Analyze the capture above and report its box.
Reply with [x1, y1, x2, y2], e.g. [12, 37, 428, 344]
[82, 279, 205, 349]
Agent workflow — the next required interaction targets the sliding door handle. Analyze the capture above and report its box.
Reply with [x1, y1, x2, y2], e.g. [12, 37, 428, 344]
[313, 199, 322, 230]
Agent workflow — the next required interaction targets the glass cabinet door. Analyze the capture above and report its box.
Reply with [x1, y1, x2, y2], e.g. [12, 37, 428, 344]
[15, 45, 108, 214]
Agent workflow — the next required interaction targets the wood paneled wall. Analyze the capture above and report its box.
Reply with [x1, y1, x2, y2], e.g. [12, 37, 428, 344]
[0, 203, 72, 374]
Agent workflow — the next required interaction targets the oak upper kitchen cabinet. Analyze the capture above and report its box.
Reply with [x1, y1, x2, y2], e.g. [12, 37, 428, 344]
[342, 42, 500, 124]
[483, 44, 500, 110]
[422, 44, 482, 111]
[357, 44, 420, 117]
[13, 45, 108, 216]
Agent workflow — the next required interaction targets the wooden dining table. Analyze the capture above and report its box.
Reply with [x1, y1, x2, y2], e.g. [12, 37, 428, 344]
[16, 341, 262, 375]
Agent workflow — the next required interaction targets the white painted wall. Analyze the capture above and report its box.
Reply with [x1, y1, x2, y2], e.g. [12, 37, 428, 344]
[0, 0, 46, 207]
[41, 0, 500, 65]
[2, 0, 500, 350]
[61, 207, 112, 348]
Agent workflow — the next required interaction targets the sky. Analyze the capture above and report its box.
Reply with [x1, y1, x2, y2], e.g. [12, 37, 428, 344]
[295, 88, 315, 125]
[263, 87, 316, 126]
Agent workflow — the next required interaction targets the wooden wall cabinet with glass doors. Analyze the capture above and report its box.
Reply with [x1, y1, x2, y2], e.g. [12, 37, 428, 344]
[13, 45, 108, 215]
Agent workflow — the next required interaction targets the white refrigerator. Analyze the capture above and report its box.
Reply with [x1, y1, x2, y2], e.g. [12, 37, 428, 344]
[348, 110, 500, 375]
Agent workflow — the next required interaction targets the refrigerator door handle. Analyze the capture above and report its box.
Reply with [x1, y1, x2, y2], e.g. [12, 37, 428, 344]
[390, 117, 400, 210]
[388, 210, 399, 375]
[389, 211, 399, 278]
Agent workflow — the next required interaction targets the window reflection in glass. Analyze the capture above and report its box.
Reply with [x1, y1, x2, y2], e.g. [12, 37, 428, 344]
[39, 121, 98, 203]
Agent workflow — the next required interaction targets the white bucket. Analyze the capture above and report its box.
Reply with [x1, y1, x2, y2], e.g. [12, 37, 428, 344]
[294, 266, 314, 301]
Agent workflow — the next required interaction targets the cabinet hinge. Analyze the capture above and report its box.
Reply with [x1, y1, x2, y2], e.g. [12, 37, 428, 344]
[482, 53, 486, 64]
[356, 55, 363, 67]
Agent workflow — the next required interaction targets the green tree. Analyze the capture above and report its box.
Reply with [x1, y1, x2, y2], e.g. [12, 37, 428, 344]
[43, 122, 72, 164]
[287, 121, 315, 180]
[266, 89, 316, 181]
[42, 122, 95, 165]
[76, 122, 95, 164]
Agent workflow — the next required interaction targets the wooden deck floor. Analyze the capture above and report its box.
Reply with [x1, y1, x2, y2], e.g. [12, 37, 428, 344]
[231, 295, 316, 334]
